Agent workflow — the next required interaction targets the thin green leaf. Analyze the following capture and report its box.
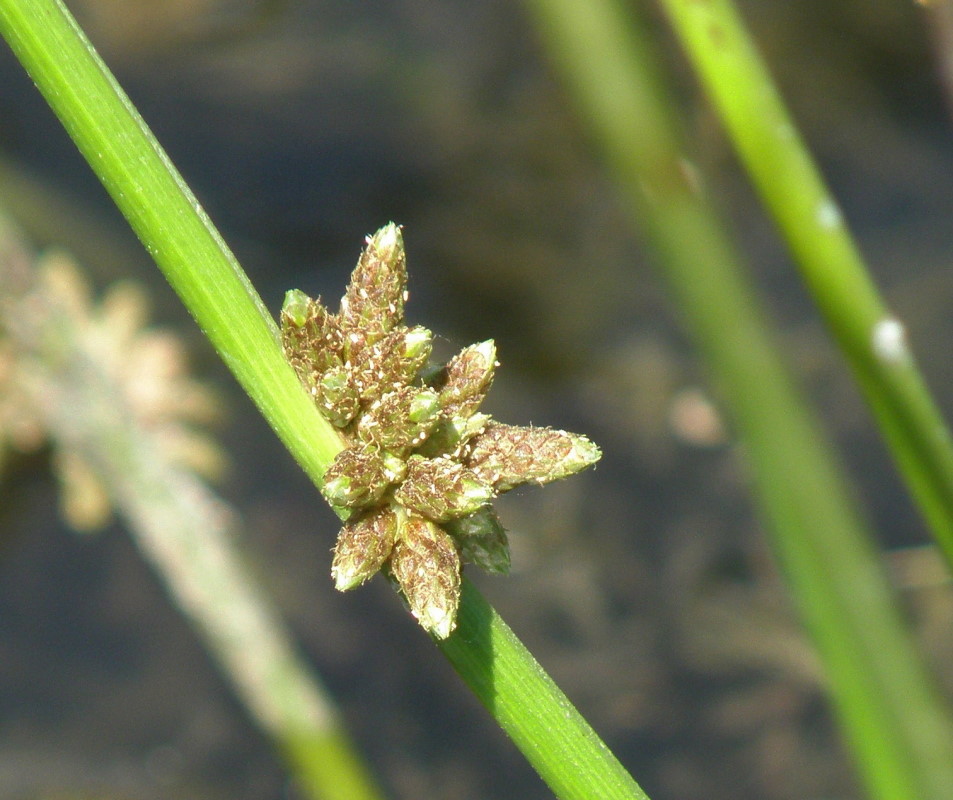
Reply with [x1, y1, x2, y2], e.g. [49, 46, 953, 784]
[439, 579, 650, 800]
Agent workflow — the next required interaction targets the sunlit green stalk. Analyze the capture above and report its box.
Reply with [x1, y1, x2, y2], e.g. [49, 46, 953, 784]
[523, 1, 953, 798]
[440, 580, 649, 800]
[658, 0, 953, 573]
[0, 1, 646, 797]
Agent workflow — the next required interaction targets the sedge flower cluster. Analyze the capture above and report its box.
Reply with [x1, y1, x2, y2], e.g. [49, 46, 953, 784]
[281, 224, 600, 637]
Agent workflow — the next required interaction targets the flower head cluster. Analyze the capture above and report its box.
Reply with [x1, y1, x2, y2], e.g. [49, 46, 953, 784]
[281, 224, 600, 638]
[0, 249, 223, 531]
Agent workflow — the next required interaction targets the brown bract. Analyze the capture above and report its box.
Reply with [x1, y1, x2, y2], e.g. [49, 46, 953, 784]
[281, 224, 601, 638]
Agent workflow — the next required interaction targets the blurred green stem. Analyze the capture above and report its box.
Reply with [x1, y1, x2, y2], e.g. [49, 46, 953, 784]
[0, 218, 383, 800]
[524, 1, 953, 799]
[658, 0, 953, 572]
[0, 1, 647, 797]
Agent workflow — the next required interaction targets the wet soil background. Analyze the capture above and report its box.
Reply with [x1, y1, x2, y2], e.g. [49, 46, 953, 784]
[2, 1, 953, 799]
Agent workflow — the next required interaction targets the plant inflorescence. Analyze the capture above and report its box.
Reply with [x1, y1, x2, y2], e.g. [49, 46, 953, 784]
[281, 224, 600, 637]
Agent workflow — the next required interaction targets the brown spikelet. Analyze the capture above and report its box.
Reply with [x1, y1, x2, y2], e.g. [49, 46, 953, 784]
[389, 514, 461, 638]
[281, 291, 345, 380]
[394, 455, 494, 523]
[439, 340, 497, 418]
[465, 422, 601, 492]
[356, 386, 441, 453]
[322, 447, 400, 509]
[332, 506, 400, 590]
[339, 223, 407, 343]
[347, 325, 433, 404]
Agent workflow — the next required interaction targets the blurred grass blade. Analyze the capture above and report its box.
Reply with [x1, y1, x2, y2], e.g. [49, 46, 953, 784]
[0, 1, 649, 797]
[658, 0, 953, 572]
[523, 1, 953, 798]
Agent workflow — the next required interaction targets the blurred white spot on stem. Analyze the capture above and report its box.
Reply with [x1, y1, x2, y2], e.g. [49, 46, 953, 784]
[816, 200, 842, 230]
[872, 317, 908, 364]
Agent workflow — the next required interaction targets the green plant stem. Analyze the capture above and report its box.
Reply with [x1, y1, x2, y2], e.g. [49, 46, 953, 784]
[0, 1, 646, 797]
[439, 579, 649, 800]
[658, 0, 953, 572]
[524, 1, 953, 799]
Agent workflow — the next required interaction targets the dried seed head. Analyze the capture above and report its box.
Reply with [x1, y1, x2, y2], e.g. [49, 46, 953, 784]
[280, 225, 603, 637]
[332, 506, 400, 590]
[389, 512, 461, 638]
[466, 422, 601, 492]
[394, 455, 494, 522]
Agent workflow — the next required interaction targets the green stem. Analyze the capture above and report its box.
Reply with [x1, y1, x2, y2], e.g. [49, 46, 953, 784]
[658, 0, 953, 572]
[439, 580, 649, 800]
[0, 1, 646, 797]
[524, 1, 953, 799]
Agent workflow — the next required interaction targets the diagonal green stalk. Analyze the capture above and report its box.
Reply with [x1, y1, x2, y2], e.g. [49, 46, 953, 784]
[0, 1, 646, 797]
[440, 579, 649, 800]
[657, 0, 953, 573]
[523, 1, 953, 799]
